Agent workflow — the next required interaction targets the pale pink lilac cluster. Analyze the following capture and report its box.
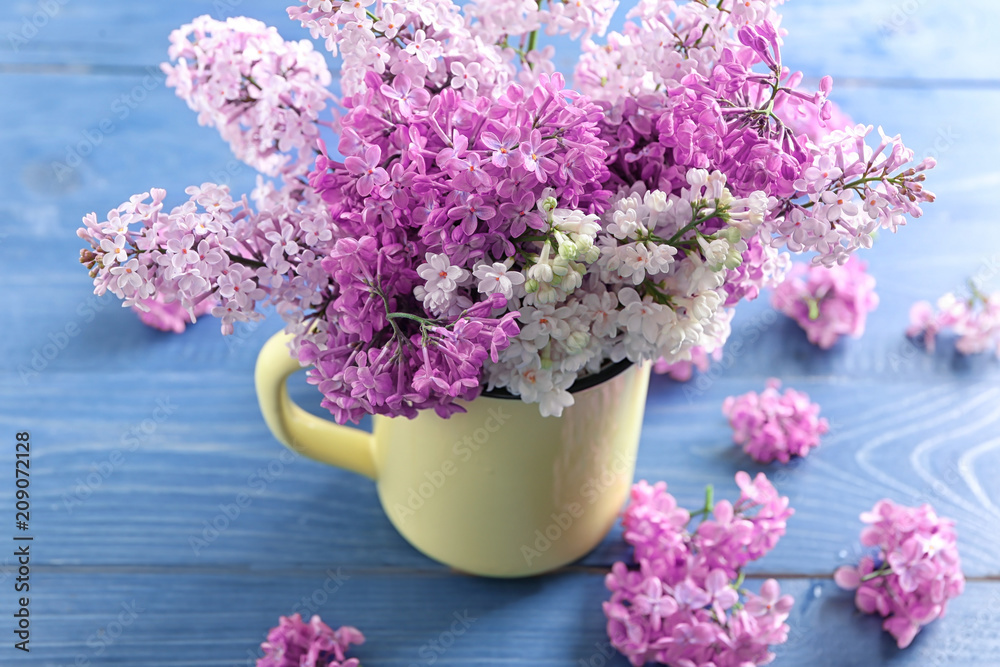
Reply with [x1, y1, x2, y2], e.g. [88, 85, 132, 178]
[834, 500, 964, 649]
[79, 0, 934, 421]
[722, 378, 828, 464]
[771, 257, 879, 349]
[162, 16, 334, 178]
[907, 288, 1000, 357]
[604, 473, 794, 666]
[132, 294, 215, 333]
[257, 614, 364, 667]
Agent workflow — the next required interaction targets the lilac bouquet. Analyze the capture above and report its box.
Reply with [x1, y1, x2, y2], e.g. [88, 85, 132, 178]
[77, 1, 934, 423]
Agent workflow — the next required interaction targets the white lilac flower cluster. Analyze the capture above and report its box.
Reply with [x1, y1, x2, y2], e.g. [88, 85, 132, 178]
[481, 169, 769, 415]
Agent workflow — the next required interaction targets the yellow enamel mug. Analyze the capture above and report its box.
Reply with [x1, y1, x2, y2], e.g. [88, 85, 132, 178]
[255, 332, 651, 577]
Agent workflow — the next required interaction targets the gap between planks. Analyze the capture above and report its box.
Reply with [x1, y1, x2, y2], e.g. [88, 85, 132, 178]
[4, 61, 1000, 91]
[23, 564, 1000, 582]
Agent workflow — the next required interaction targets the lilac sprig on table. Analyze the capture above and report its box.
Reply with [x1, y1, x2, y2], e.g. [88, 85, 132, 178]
[722, 379, 828, 464]
[771, 256, 878, 349]
[257, 614, 364, 667]
[132, 293, 215, 333]
[907, 286, 1000, 357]
[604, 473, 794, 666]
[653, 345, 723, 382]
[834, 500, 964, 649]
[78, 0, 934, 422]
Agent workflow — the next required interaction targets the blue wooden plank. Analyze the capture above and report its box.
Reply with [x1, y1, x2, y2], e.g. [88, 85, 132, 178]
[2, 572, 998, 666]
[0, 0, 308, 67]
[3, 0, 1000, 84]
[2, 370, 998, 578]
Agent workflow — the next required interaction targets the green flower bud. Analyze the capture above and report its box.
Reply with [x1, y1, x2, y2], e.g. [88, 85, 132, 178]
[565, 330, 591, 355]
[723, 246, 743, 270]
[558, 240, 579, 260]
[719, 225, 743, 245]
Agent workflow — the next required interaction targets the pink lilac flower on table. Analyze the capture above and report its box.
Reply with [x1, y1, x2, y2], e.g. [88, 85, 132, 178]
[907, 286, 1000, 357]
[604, 473, 794, 666]
[722, 378, 828, 464]
[78, 1, 935, 423]
[834, 500, 964, 649]
[771, 256, 879, 349]
[257, 614, 364, 667]
[131, 294, 215, 333]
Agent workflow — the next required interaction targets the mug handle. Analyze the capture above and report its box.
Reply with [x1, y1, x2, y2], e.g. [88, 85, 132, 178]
[254, 331, 377, 479]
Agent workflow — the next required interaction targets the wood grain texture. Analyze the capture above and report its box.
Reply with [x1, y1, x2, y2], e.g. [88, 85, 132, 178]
[2, 0, 1000, 664]
[1, 572, 999, 666]
[2, 371, 999, 579]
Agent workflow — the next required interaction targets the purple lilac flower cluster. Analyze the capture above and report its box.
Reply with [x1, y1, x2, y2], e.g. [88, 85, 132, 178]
[834, 500, 965, 649]
[604, 473, 794, 666]
[78, 0, 934, 421]
[722, 379, 828, 464]
[581, 13, 934, 268]
[771, 256, 878, 349]
[907, 287, 1000, 357]
[257, 614, 364, 667]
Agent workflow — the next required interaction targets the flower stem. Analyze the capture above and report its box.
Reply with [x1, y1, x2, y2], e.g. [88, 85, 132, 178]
[861, 566, 893, 582]
[387, 311, 433, 325]
[525, 0, 545, 61]
[225, 251, 266, 269]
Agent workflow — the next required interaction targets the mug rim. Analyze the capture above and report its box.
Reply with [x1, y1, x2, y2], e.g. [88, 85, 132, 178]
[480, 358, 634, 400]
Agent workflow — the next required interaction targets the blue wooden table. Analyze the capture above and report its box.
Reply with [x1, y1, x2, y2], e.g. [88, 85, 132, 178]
[2, 1, 1000, 664]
